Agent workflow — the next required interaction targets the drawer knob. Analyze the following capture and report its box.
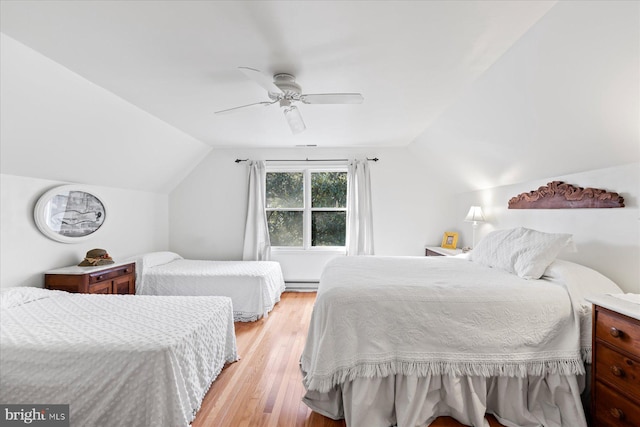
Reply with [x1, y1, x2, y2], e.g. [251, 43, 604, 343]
[97, 275, 104, 280]
[611, 365, 624, 377]
[610, 365, 625, 377]
[609, 408, 625, 420]
[609, 327, 622, 338]
[124, 268, 129, 273]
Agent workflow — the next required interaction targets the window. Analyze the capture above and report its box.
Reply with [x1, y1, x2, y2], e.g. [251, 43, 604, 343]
[266, 168, 347, 249]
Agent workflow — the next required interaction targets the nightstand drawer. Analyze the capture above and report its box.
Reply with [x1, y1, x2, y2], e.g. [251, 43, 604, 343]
[594, 381, 640, 427]
[425, 249, 444, 256]
[595, 309, 640, 356]
[424, 246, 463, 257]
[88, 265, 134, 284]
[595, 342, 640, 401]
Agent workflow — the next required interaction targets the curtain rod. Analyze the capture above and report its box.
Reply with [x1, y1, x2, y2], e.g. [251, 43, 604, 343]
[234, 157, 379, 163]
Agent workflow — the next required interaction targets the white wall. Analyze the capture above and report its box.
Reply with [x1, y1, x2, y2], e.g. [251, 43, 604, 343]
[454, 163, 640, 293]
[169, 147, 456, 283]
[1, 174, 169, 288]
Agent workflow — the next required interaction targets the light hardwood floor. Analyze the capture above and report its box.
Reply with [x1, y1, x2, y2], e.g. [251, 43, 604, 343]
[191, 291, 504, 427]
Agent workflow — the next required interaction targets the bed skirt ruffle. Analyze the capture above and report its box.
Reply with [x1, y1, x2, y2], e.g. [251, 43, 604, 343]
[302, 372, 587, 427]
[301, 354, 586, 395]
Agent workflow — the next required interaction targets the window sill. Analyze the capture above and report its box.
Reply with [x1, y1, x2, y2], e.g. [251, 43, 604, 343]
[271, 247, 346, 255]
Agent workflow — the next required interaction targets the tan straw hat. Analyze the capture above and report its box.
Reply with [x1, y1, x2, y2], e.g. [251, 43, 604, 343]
[78, 248, 114, 266]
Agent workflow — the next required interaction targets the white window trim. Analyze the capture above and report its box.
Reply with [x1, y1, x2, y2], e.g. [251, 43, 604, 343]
[266, 165, 348, 252]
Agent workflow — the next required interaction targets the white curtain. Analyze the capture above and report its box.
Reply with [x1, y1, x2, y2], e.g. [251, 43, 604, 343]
[242, 161, 271, 261]
[346, 159, 374, 255]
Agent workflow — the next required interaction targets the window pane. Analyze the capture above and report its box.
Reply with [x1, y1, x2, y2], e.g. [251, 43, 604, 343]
[266, 172, 304, 208]
[311, 172, 347, 208]
[267, 211, 303, 246]
[312, 211, 346, 246]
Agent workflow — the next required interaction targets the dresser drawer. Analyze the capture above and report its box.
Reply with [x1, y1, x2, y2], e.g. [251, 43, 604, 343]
[594, 381, 640, 427]
[595, 342, 640, 401]
[88, 264, 134, 284]
[595, 308, 640, 357]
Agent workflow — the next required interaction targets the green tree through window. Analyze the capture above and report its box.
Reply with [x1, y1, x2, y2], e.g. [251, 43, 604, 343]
[266, 169, 347, 248]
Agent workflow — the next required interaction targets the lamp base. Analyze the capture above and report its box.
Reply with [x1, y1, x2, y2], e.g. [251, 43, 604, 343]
[471, 222, 478, 249]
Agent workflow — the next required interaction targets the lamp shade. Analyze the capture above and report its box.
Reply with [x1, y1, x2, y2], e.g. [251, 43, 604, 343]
[464, 206, 485, 223]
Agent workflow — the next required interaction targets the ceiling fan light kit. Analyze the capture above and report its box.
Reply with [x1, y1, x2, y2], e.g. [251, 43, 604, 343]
[284, 106, 306, 134]
[215, 67, 363, 134]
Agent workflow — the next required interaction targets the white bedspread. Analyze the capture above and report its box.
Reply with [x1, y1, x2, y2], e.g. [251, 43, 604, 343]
[138, 259, 286, 322]
[301, 256, 590, 394]
[0, 290, 238, 427]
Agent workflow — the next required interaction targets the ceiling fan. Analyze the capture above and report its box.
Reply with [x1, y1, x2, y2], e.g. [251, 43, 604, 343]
[215, 67, 364, 134]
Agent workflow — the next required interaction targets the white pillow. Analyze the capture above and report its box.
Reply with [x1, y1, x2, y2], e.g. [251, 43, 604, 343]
[470, 227, 573, 279]
[141, 251, 183, 269]
[0, 287, 66, 309]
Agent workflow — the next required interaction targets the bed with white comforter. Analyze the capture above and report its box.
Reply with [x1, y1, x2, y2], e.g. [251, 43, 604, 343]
[0, 287, 238, 427]
[134, 252, 286, 322]
[301, 228, 623, 427]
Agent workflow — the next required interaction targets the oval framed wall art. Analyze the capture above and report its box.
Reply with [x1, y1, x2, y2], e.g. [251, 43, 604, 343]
[34, 185, 107, 243]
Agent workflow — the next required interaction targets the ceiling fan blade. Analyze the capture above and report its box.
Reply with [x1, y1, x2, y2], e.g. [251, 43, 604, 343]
[238, 66, 282, 94]
[284, 106, 306, 134]
[300, 93, 364, 104]
[214, 100, 276, 115]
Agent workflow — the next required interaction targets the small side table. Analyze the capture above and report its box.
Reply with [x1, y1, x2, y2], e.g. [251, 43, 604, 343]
[425, 246, 463, 257]
[45, 262, 136, 294]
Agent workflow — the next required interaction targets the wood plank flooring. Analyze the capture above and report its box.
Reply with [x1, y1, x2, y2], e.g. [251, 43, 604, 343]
[191, 291, 504, 427]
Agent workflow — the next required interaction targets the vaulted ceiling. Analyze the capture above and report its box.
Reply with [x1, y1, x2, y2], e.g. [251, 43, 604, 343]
[1, 1, 637, 194]
[1, 1, 556, 147]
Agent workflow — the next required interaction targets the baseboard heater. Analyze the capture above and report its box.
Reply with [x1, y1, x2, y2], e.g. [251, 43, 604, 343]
[285, 281, 319, 291]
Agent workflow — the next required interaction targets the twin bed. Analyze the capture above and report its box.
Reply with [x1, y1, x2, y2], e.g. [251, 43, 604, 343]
[133, 252, 286, 322]
[0, 287, 238, 426]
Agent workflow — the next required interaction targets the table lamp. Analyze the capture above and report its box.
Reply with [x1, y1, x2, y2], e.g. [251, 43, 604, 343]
[464, 206, 485, 248]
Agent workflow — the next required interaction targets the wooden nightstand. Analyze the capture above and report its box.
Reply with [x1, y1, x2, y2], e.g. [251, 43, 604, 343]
[586, 295, 640, 427]
[424, 246, 463, 257]
[45, 262, 136, 295]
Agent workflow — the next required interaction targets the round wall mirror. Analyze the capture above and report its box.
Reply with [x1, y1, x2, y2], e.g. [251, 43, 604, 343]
[34, 185, 107, 243]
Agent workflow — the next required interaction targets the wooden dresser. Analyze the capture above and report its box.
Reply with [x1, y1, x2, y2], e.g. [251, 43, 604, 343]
[45, 262, 136, 295]
[587, 295, 640, 427]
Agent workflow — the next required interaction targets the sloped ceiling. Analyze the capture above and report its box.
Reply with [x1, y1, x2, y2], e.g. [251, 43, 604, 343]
[0, 0, 556, 148]
[0, 34, 210, 193]
[408, 0, 639, 192]
[1, 1, 637, 194]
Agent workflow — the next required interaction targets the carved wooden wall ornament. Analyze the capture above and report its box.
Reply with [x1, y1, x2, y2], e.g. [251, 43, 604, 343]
[508, 181, 624, 209]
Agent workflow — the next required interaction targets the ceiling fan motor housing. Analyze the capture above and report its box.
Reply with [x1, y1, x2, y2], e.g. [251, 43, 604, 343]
[270, 73, 302, 107]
